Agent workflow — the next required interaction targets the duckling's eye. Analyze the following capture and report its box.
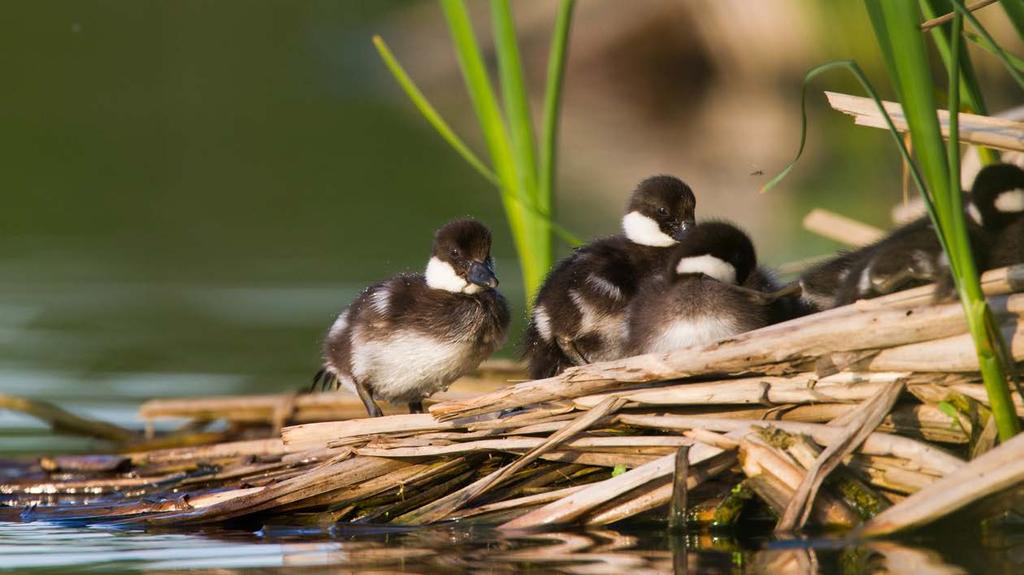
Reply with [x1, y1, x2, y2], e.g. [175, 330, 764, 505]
[450, 248, 459, 258]
[657, 207, 669, 216]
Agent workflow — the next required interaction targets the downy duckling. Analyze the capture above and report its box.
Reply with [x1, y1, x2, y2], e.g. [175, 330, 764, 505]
[835, 165, 1024, 303]
[523, 175, 697, 378]
[626, 221, 797, 354]
[971, 163, 1024, 269]
[801, 203, 987, 309]
[834, 218, 959, 305]
[314, 219, 510, 417]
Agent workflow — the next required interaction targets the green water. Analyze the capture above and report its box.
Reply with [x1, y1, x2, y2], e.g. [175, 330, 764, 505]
[0, 1, 523, 445]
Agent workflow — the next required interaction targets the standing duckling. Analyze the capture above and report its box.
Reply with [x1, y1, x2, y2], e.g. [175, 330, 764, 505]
[523, 175, 696, 378]
[971, 163, 1024, 269]
[315, 219, 510, 417]
[626, 222, 793, 354]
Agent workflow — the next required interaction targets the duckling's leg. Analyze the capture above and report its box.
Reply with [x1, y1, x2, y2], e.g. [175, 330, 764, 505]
[556, 335, 590, 366]
[931, 270, 958, 303]
[354, 379, 383, 418]
[730, 281, 803, 305]
[408, 400, 424, 414]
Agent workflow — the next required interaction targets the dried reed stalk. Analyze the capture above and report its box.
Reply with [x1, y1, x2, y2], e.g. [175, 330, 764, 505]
[776, 380, 904, 531]
[802, 208, 885, 246]
[432, 294, 1001, 420]
[861, 430, 1024, 535]
[740, 434, 860, 528]
[826, 91, 1024, 152]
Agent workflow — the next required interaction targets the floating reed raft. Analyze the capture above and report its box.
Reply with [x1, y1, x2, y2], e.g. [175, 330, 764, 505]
[5, 266, 1024, 534]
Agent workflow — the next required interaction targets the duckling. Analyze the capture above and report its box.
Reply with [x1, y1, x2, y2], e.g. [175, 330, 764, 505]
[970, 163, 1024, 269]
[314, 219, 510, 417]
[626, 221, 796, 354]
[523, 175, 697, 378]
[826, 201, 990, 306]
[834, 218, 947, 305]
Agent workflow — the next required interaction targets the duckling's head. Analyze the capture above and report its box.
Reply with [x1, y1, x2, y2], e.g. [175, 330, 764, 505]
[668, 221, 756, 285]
[426, 219, 499, 294]
[622, 175, 697, 247]
[970, 163, 1024, 231]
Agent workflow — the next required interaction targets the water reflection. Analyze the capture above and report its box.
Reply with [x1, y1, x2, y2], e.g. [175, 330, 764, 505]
[0, 520, 999, 574]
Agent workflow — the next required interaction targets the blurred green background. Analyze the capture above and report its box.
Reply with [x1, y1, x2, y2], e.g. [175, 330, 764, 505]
[0, 1, 1020, 450]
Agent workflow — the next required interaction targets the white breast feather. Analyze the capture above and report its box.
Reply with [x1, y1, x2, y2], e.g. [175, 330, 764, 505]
[647, 316, 740, 354]
[675, 255, 736, 284]
[350, 328, 472, 403]
[995, 189, 1024, 213]
[622, 211, 676, 247]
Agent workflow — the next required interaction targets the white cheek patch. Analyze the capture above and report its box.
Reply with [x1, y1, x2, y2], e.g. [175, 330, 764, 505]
[425, 257, 468, 293]
[995, 189, 1024, 213]
[675, 255, 736, 284]
[533, 305, 553, 342]
[967, 202, 984, 225]
[622, 211, 677, 247]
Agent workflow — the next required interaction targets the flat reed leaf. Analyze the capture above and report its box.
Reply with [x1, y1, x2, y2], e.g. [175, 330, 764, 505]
[964, 31, 1024, 71]
[951, 0, 1024, 91]
[868, 0, 1018, 439]
[999, 0, 1024, 44]
[491, 0, 540, 196]
[372, 36, 499, 186]
[539, 0, 575, 216]
[761, 60, 932, 221]
[440, 0, 536, 301]
[491, 0, 551, 294]
[920, 0, 999, 164]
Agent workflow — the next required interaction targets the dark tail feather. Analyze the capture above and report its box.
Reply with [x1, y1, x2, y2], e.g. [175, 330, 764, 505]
[311, 367, 338, 392]
[522, 323, 573, 380]
[311, 368, 327, 392]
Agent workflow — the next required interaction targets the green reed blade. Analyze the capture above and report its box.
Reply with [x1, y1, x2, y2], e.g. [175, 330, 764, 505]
[372, 36, 500, 186]
[965, 30, 1024, 71]
[491, 0, 540, 198]
[491, 0, 550, 295]
[950, 13, 1021, 440]
[920, 0, 999, 165]
[439, 0, 542, 304]
[869, 1, 952, 223]
[761, 60, 933, 220]
[951, 0, 1024, 91]
[539, 0, 576, 223]
[868, 1, 1019, 440]
[999, 0, 1024, 42]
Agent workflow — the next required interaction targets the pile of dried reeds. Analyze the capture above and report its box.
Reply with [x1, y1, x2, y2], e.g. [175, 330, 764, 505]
[5, 265, 1024, 534]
